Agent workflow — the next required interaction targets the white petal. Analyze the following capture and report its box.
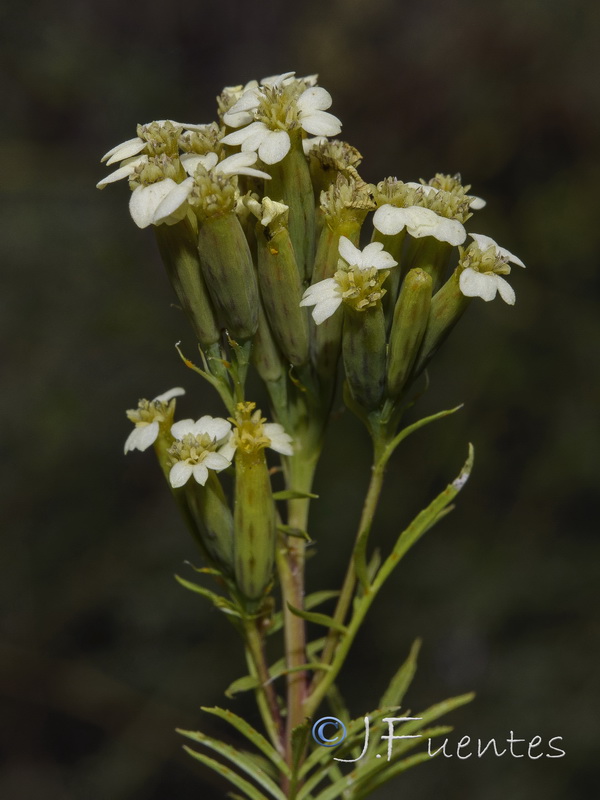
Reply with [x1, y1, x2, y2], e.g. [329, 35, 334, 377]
[217, 152, 271, 180]
[221, 121, 267, 146]
[297, 86, 333, 113]
[218, 436, 237, 462]
[154, 386, 185, 403]
[129, 179, 178, 229]
[459, 268, 497, 301]
[495, 275, 516, 305]
[152, 178, 194, 226]
[192, 463, 209, 485]
[404, 181, 438, 196]
[170, 461, 193, 488]
[203, 452, 231, 471]
[261, 71, 295, 86]
[124, 421, 159, 454]
[258, 130, 291, 165]
[373, 204, 407, 236]
[263, 423, 294, 456]
[104, 138, 147, 165]
[180, 152, 217, 175]
[300, 278, 338, 304]
[198, 416, 232, 442]
[229, 88, 262, 113]
[222, 109, 255, 128]
[96, 156, 147, 189]
[403, 207, 466, 245]
[468, 195, 486, 210]
[338, 235, 363, 267]
[360, 241, 398, 270]
[302, 136, 328, 155]
[171, 418, 196, 439]
[312, 295, 343, 324]
[300, 111, 342, 137]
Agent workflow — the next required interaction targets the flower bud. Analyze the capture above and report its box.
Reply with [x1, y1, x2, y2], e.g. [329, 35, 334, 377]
[254, 200, 309, 366]
[231, 404, 278, 601]
[414, 269, 471, 374]
[342, 304, 387, 411]
[196, 212, 259, 340]
[268, 132, 315, 281]
[387, 268, 432, 398]
[251, 301, 285, 383]
[184, 472, 235, 572]
[154, 218, 220, 347]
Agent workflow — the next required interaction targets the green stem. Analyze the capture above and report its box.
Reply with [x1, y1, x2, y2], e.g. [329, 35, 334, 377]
[244, 619, 285, 756]
[279, 452, 318, 771]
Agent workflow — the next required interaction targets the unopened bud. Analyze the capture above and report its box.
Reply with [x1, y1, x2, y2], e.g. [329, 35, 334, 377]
[342, 304, 387, 411]
[387, 268, 432, 398]
[197, 212, 259, 340]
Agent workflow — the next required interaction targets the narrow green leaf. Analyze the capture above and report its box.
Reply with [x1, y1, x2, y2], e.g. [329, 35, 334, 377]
[175, 575, 241, 617]
[382, 404, 464, 464]
[225, 675, 261, 698]
[201, 707, 290, 778]
[183, 745, 270, 800]
[379, 638, 422, 708]
[291, 721, 312, 780]
[179, 730, 287, 800]
[277, 523, 312, 541]
[352, 751, 436, 800]
[286, 603, 348, 633]
[273, 489, 319, 500]
[268, 594, 339, 635]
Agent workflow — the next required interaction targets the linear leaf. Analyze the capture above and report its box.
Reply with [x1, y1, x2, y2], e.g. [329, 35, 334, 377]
[178, 731, 286, 800]
[379, 638, 421, 708]
[268, 593, 339, 635]
[273, 490, 319, 500]
[201, 707, 290, 778]
[225, 675, 261, 698]
[351, 750, 436, 800]
[174, 575, 241, 617]
[286, 603, 347, 633]
[183, 746, 270, 800]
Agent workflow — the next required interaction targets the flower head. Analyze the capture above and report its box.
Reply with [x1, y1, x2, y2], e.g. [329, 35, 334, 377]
[458, 234, 525, 304]
[124, 387, 185, 454]
[300, 236, 397, 324]
[168, 416, 233, 488]
[373, 203, 466, 246]
[220, 72, 341, 165]
[229, 402, 294, 457]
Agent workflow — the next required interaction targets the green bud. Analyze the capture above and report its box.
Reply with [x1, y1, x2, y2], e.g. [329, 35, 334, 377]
[372, 228, 407, 326]
[404, 236, 453, 291]
[185, 472, 235, 572]
[387, 268, 432, 398]
[197, 212, 259, 340]
[342, 304, 387, 411]
[256, 214, 309, 367]
[154, 218, 220, 347]
[251, 301, 285, 383]
[414, 268, 471, 374]
[267, 132, 315, 281]
[231, 403, 277, 602]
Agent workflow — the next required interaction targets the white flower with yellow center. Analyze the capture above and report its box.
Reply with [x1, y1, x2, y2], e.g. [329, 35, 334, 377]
[458, 233, 525, 305]
[151, 151, 270, 226]
[168, 416, 233, 488]
[229, 402, 294, 457]
[124, 387, 185, 454]
[100, 119, 206, 166]
[300, 236, 398, 324]
[221, 72, 341, 165]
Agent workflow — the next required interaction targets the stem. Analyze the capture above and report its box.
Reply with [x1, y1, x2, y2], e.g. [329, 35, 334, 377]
[308, 451, 387, 699]
[244, 619, 285, 756]
[278, 452, 318, 768]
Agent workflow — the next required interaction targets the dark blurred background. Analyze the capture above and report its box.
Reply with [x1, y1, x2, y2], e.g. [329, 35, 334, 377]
[1, 0, 599, 798]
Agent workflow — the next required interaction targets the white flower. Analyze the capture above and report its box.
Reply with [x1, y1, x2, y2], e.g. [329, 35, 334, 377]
[96, 155, 148, 189]
[299, 236, 397, 324]
[221, 74, 342, 165]
[168, 416, 233, 488]
[100, 120, 207, 166]
[129, 178, 180, 228]
[458, 233, 525, 305]
[404, 181, 486, 210]
[229, 402, 294, 457]
[468, 233, 526, 268]
[152, 152, 270, 226]
[124, 387, 185, 454]
[373, 204, 467, 246]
